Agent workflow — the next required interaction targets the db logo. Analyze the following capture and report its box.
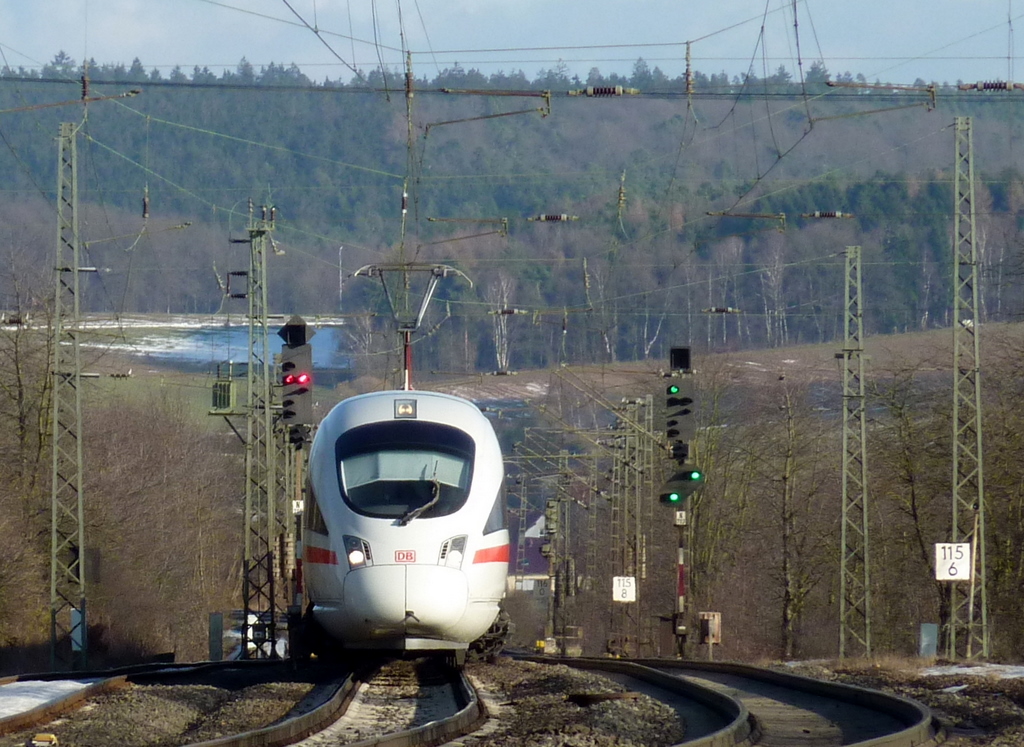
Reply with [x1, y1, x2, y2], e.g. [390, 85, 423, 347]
[395, 550, 416, 563]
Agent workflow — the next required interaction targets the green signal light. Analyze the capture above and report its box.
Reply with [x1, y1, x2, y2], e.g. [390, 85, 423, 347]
[687, 471, 703, 481]
[667, 384, 680, 394]
[667, 492, 682, 502]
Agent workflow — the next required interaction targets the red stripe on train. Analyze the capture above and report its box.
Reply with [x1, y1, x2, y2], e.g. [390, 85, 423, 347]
[472, 544, 510, 564]
[306, 546, 338, 565]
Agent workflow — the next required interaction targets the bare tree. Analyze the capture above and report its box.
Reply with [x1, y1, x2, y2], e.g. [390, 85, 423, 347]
[729, 374, 836, 658]
[485, 271, 516, 372]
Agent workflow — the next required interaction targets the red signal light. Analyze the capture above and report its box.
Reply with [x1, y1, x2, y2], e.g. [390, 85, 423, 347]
[296, 372, 311, 385]
[283, 372, 312, 387]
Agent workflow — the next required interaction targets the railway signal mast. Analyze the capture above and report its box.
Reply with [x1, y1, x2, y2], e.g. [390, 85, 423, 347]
[278, 316, 314, 650]
[660, 347, 702, 655]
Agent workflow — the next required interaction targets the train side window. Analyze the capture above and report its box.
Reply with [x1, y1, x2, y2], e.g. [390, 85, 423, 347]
[306, 482, 328, 535]
[483, 483, 507, 535]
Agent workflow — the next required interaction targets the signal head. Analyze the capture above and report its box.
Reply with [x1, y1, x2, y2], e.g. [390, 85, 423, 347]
[659, 465, 705, 504]
[280, 342, 314, 424]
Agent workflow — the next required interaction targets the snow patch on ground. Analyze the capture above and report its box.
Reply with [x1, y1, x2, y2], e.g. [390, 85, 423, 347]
[920, 664, 1024, 679]
[0, 680, 93, 719]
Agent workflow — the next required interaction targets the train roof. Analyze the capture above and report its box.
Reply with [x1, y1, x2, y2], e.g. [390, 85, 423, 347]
[317, 389, 498, 443]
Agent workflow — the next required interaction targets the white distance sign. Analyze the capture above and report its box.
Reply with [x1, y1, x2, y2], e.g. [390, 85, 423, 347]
[612, 576, 636, 603]
[935, 542, 972, 581]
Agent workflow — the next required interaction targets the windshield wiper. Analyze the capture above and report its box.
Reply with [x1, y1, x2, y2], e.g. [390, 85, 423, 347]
[399, 464, 442, 525]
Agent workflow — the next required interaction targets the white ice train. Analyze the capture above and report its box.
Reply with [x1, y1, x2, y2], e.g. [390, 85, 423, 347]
[301, 390, 509, 665]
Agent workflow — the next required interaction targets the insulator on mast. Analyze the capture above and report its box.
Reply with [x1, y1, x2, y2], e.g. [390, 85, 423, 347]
[802, 211, 854, 219]
[142, 187, 150, 219]
[529, 213, 578, 222]
[568, 85, 640, 97]
[959, 80, 1023, 91]
[685, 42, 693, 96]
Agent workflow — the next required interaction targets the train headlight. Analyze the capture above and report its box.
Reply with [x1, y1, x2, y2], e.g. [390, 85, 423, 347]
[343, 535, 373, 570]
[439, 535, 467, 569]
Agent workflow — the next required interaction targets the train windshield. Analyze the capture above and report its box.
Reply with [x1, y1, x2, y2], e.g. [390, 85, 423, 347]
[335, 421, 475, 521]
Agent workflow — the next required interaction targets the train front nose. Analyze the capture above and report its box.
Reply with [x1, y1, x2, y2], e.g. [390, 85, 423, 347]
[329, 565, 469, 642]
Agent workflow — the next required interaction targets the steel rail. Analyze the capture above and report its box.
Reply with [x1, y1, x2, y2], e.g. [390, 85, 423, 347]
[521, 656, 753, 746]
[638, 659, 944, 747]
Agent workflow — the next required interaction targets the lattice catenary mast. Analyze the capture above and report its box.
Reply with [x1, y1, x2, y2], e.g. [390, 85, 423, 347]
[237, 205, 282, 658]
[50, 122, 96, 670]
[838, 245, 871, 658]
[949, 116, 988, 659]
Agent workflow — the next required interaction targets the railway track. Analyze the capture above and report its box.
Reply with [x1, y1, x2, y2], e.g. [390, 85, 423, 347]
[290, 658, 480, 747]
[0, 655, 946, 746]
[551, 656, 946, 747]
[0, 658, 480, 747]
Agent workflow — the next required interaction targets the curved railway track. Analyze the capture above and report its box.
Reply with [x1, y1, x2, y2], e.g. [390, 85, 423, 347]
[550, 656, 945, 747]
[0, 656, 946, 747]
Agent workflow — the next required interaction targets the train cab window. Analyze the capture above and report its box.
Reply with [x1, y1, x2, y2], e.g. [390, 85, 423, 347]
[335, 421, 475, 521]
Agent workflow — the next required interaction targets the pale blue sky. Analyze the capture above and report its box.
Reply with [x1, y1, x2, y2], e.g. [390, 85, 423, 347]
[0, 0, 1018, 85]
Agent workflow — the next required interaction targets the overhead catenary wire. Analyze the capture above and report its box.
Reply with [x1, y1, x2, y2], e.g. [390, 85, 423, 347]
[75, 72, 951, 276]
[6, 0, 1021, 86]
[279, 0, 363, 79]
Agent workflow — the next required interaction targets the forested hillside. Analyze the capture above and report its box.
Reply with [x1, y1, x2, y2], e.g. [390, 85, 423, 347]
[2, 53, 1024, 374]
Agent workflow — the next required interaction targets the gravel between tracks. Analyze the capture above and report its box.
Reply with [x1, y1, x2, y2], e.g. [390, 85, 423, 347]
[0, 658, 684, 747]
[463, 658, 686, 746]
[0, 680, 315, 747]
